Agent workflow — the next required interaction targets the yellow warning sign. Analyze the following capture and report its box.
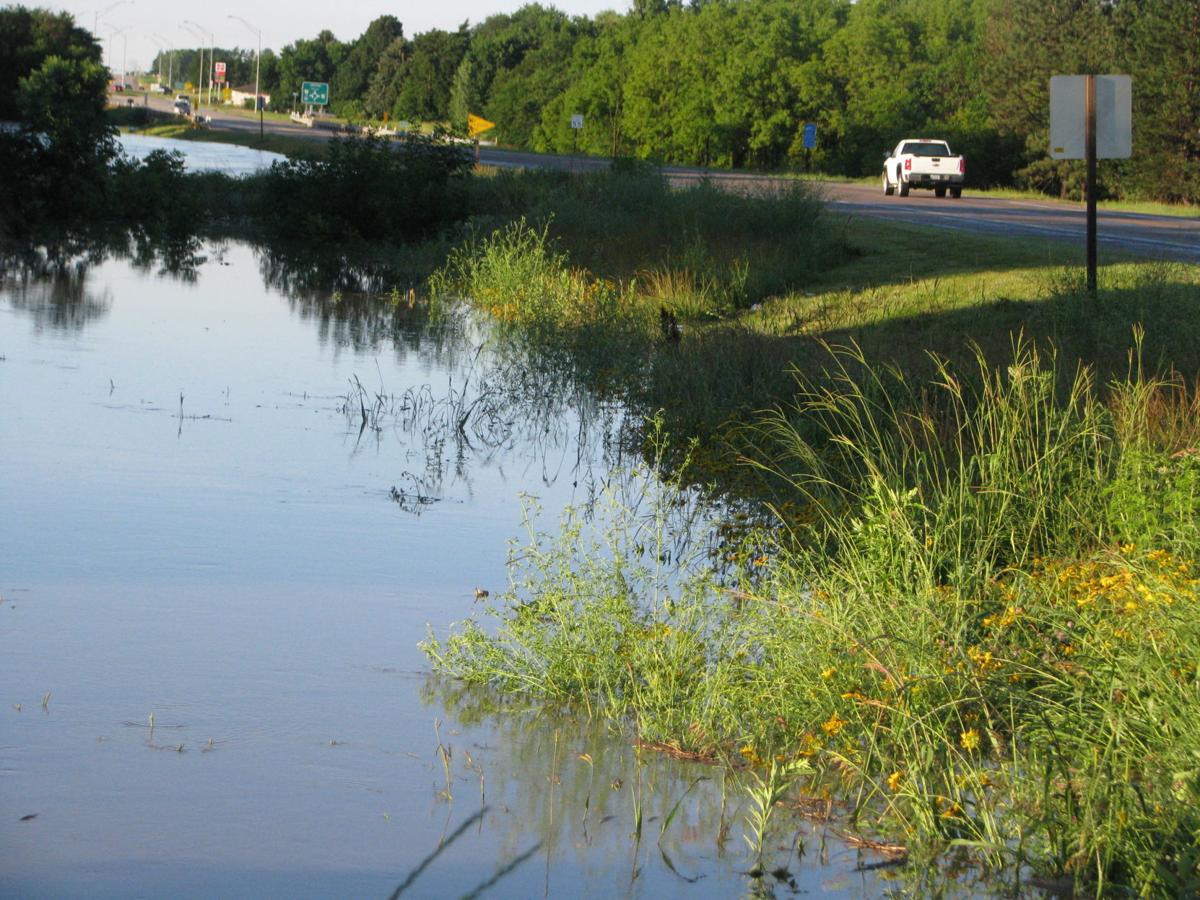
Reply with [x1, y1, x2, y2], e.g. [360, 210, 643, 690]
[467, 113, 496, 137]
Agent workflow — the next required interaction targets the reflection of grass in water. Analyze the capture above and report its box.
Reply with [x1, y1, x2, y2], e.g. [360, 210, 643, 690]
[386, 806, 542, 899]
[423, 677, 851, 893]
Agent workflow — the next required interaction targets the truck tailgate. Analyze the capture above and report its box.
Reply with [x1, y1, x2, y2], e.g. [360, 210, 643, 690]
[911, 157, 959, 177]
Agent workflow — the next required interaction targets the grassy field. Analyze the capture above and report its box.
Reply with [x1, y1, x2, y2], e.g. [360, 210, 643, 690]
[419, 166, 1200, 895]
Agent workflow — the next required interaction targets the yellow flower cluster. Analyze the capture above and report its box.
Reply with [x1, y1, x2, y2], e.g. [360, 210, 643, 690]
[797, 731, 823, 758]
[1033, 550, 1198, 615]
[960, 728, 982, 751]
[982, 605, 1022, 630]
[966, 645, 1004, 674]
[821, 713, 848, 737]
[739, 743, 764, 767]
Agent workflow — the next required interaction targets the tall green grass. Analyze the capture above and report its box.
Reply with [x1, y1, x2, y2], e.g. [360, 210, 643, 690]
[424, 338, 1200, 895]
[455, 166, 845, 314]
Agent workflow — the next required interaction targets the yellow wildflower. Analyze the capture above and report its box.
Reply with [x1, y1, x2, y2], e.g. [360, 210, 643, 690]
[797, 731, 822, 757]
[887, 771, 902, 792]
[821, 713, 847, 737]
[820, 666, 836, 680]
[960, 728, 981, 751]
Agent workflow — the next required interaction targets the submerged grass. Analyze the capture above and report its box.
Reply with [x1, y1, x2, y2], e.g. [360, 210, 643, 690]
[424, 335, 1200, 895]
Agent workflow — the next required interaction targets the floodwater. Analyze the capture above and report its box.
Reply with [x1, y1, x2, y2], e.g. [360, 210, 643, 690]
[0, 236, 887, 898]
[119, 133, 287, 175]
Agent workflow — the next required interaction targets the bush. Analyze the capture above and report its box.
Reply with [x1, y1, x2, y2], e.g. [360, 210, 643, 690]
[256, 133, 472, 241]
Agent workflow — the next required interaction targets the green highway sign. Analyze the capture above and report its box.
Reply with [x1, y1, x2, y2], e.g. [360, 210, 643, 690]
[300, 81, 329, 106]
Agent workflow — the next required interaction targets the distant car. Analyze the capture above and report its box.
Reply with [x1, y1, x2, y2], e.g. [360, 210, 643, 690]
[173, 99, 191, 116]
[153, 84, 170, 94]
[113, 83, 124, 92]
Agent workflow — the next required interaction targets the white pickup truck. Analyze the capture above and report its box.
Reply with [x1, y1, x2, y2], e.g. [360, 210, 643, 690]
[882, 138, 965, 198]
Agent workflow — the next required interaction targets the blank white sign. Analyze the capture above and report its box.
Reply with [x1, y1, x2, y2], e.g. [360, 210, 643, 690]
[1049, 75, 1132, 159]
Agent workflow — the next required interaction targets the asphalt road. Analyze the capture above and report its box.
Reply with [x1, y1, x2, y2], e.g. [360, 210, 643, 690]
[133, 94, 1200, 264]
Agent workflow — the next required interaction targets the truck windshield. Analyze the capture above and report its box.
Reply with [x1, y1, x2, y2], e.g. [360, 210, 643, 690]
[902, 142, 951, 157]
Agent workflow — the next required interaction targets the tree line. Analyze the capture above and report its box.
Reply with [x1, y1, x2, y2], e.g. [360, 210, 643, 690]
[150, 0, 1198, 202]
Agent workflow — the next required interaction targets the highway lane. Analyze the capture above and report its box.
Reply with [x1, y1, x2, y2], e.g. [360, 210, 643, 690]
[818, 182, 1199, 264]
[131, 94, 1199, 264]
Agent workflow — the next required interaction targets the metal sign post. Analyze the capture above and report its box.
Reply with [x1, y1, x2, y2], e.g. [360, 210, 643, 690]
[802, 123, 817, 173]
[1049, 74, 1132, 299]
[570, 113, 584, 162]
[1085, 75, 1097, 295]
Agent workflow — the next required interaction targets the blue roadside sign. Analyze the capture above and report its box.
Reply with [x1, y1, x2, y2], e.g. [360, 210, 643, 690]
[802, 123, 818, 149]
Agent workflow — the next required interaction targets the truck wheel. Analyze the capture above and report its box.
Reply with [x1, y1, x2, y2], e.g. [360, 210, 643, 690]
[882, 171, 894, 196]
[950, 186, 962, 199]
[934, 186, 947, 198]
[898, 176, 909, 197]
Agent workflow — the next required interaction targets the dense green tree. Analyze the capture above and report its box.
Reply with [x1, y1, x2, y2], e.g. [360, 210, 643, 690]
[276, 30, 345, 110]
[0, 7, 113, 228]
[980, 0, 1116, 195]
[538, 12, 635, 157]
[447, 56, 474, 133]
[1116, 0, 1200, 202]
[1, 5, 101, 118]
[392, 26, 468, 122]
[483, 10, 585, 146]
[363, 36, 408, 119]
[464, 5, 568, 116]
[333, 15, 403, 115]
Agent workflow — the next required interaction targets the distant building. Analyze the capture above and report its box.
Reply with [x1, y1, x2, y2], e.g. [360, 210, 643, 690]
[229, 85, 270, 109]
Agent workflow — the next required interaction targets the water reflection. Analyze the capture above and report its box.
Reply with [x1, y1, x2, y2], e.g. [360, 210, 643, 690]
[1, 258, 112, 333]
[1, 228, 205, 295]
[423, 677, 890, 898]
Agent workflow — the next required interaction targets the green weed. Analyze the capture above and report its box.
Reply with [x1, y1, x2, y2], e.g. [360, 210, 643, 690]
[425, 337, 1200, 894]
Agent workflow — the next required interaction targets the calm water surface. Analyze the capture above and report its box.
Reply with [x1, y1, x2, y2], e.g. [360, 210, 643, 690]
[119, 133, 287, 174]
[0, 239, 885, 897]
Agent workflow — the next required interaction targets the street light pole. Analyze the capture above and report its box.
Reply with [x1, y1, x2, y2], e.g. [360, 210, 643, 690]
[152, 33, 174, 89]
[183, 20, 215, 107]
[89, 0, 131, 46]
[180, 23, 207, 111]
[227, 14, 262, 139]
[102, 22, 125, 85]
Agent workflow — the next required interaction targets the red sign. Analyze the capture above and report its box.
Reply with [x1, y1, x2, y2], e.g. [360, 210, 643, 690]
[214, 61, 226, 83]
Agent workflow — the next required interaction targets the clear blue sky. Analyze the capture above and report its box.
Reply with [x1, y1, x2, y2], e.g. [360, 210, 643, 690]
[51, 0, 623, 78]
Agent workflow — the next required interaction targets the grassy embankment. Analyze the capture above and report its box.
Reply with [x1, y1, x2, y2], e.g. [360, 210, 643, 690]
[419, 166, 1200, 894]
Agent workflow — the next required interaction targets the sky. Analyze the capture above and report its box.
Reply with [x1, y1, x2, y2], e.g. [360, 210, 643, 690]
[50, 0, 624, 77]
